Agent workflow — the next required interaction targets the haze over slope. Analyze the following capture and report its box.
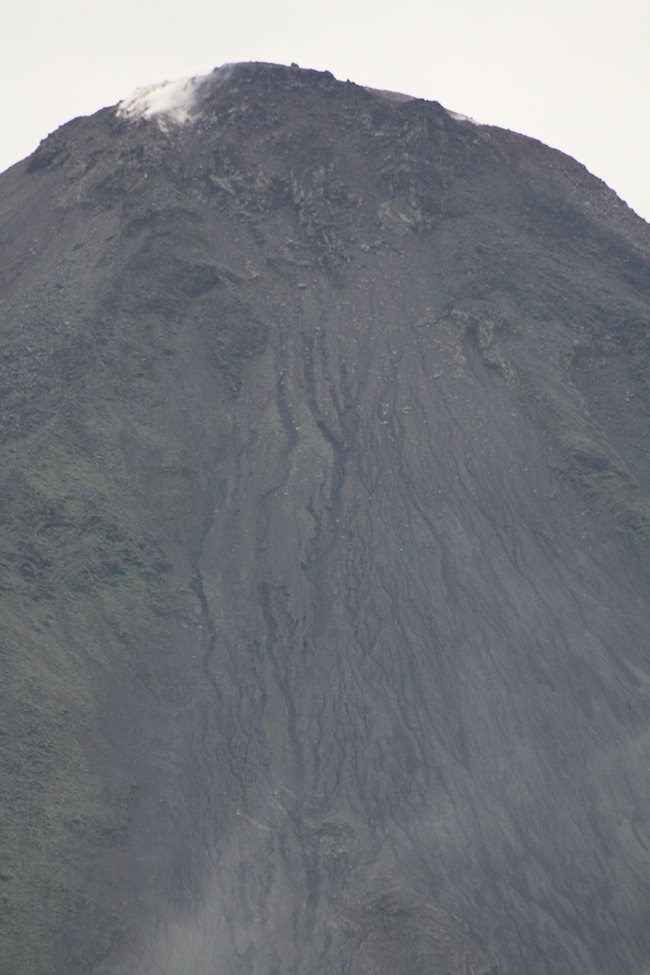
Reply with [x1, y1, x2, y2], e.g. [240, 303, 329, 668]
[1, 63, 650, 975]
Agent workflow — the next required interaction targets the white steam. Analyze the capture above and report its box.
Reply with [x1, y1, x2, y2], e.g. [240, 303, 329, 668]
[447, 110, 479, 124]
[117, 75, 207, 128]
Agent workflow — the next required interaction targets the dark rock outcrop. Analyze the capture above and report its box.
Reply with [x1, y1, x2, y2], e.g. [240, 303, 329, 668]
[1, 62, 650, 975]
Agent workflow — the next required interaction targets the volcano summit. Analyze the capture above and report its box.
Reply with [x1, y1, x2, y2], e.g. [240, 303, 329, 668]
[1, 62, 650, 975]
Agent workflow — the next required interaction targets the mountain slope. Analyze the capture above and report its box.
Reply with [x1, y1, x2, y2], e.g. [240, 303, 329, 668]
[1, 62, 650, 975]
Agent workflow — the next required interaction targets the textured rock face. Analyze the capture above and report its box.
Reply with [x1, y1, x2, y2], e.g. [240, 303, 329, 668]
[1, 62, 650, 975]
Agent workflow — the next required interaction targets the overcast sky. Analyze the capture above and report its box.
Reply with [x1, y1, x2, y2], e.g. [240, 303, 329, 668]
[2, 0, 649, 222]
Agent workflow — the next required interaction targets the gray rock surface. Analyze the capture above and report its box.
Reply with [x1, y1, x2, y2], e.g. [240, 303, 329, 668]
[1, 62, 650, 974]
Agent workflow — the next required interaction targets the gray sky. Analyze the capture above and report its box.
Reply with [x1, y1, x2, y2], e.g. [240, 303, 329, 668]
[2, 0, 649, 222]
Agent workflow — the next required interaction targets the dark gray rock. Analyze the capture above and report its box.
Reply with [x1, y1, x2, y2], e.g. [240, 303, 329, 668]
[1, 62, 650, 975]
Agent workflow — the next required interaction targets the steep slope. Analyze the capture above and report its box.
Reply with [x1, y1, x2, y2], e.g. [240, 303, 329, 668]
[1, 62, 650, 975]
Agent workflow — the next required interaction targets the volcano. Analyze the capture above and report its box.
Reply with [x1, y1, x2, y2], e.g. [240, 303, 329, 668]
[1, 62, 650, 975]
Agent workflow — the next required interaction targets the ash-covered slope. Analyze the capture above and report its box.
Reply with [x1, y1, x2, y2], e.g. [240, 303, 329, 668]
[1, 62, 650, 975]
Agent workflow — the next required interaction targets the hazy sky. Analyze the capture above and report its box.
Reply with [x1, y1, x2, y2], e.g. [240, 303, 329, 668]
[2, 0, 649, 222]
